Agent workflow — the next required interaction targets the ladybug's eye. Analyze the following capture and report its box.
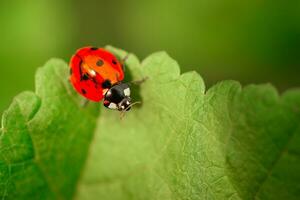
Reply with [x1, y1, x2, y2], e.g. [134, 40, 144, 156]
[112, 60, 117, 65]
[96, 59, 104, 66]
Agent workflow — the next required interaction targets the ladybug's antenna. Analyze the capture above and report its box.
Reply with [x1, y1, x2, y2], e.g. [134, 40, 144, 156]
[120, 101, 142, 119]
[127, 101, 142, 111]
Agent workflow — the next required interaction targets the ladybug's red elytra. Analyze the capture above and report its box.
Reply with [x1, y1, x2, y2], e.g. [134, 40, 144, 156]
[69, 46, 134, 112]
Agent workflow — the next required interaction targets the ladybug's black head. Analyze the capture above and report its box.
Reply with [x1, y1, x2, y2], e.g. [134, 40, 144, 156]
[103, 83, 132, 111]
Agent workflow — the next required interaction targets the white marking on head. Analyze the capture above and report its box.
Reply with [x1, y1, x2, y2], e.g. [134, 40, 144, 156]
[89, 69, 96, 77]
[108, 103, 117, 109]
[106, 90, 112, 96]
[124, 88, 130, 96]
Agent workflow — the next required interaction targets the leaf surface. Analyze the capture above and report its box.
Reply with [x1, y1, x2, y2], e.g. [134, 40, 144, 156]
[1, 47, 300, 200]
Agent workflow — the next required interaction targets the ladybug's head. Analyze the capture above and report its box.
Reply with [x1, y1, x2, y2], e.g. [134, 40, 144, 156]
[103, 83, 132, 112]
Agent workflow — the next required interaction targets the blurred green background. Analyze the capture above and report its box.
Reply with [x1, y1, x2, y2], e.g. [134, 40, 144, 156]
[1, 0, 300, 113]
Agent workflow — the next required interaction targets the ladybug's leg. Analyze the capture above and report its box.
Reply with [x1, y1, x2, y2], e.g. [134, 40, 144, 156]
[121, 53, 129, 63]
[121, 53, 130, 72]
[81, 98, 89, 107]
[130, 76, 149, 85]
[121, 53, 148, 85]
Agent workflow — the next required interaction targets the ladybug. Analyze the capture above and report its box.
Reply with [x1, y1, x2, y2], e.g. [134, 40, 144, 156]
[69, 46, 134, 111]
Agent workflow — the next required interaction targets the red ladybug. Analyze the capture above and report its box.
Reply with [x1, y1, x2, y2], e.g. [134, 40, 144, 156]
[69, 47, 133, 111]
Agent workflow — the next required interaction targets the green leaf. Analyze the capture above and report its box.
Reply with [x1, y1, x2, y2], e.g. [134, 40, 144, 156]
[1, 47, 300, 200]
[0, 59, 100, 199]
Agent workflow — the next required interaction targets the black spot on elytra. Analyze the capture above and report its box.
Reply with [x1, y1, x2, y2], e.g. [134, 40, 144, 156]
[102, 79, 112, 89]
[90, 47, 98, 50]
[96, 59, 104, 66]
[112, 60, 117, 65]
[82, 74, 89, 80]
[82, 89, 87, 94]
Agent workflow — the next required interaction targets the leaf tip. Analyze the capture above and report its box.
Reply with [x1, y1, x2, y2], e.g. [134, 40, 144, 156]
[180, 71, 206, 94]
[12, 91, 41, 121]
[142, 51, 181, 81]
[206, 80, 242, 95]
[0, 91, 40, 136]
